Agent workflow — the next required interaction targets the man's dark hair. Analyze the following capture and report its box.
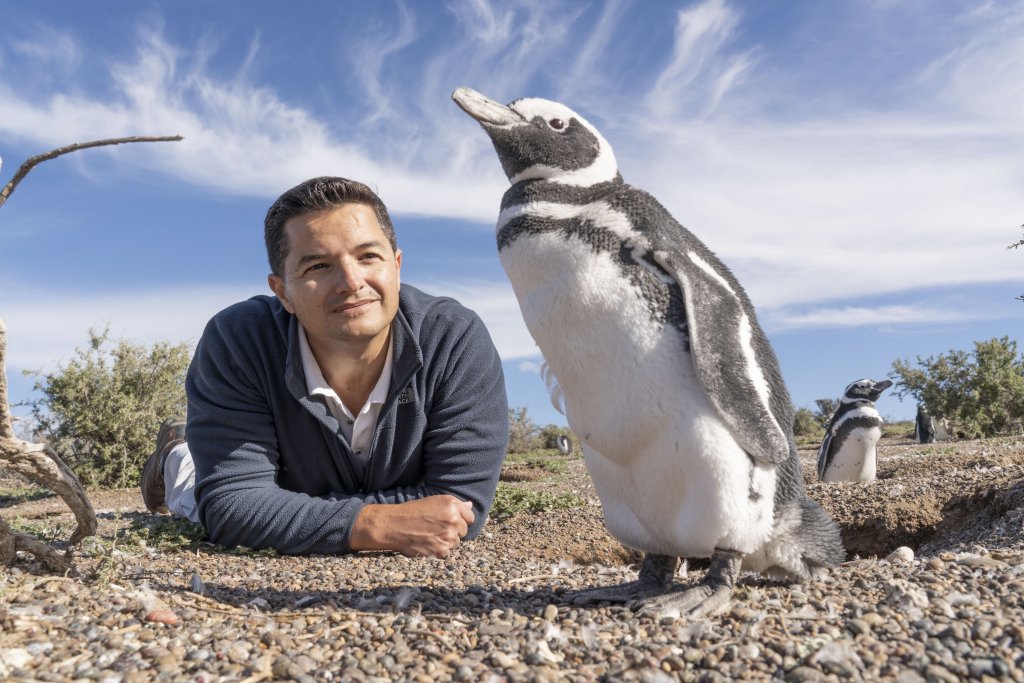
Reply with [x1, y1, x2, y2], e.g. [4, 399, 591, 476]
[264, 176, 397, 277]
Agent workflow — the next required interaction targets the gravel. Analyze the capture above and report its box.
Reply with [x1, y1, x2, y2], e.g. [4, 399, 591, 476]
[2, 435, 1023, 681]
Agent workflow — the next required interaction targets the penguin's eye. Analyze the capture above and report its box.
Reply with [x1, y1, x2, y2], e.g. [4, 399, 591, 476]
[548, 118, 566, 130]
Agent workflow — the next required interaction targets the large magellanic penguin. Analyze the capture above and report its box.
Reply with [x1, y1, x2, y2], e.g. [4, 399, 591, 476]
[817, 378, 892, 483]
[452, 87, 844, 617]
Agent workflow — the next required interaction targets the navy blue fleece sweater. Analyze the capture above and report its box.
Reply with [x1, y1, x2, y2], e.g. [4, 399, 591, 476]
[186, 285, 509, 555]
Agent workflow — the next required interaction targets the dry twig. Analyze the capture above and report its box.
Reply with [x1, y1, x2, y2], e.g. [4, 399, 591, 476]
[0, 134, 182, 571]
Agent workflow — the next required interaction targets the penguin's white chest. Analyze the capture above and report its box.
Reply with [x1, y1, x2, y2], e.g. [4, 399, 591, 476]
[500, 227, 776, 557]
[822, 426, 880, 482]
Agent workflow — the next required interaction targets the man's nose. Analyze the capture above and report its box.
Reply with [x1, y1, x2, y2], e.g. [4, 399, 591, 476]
[334, 261, 365, 293]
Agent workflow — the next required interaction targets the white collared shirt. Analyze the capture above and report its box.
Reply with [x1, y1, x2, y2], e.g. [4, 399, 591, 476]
[298, 326, 393, 477]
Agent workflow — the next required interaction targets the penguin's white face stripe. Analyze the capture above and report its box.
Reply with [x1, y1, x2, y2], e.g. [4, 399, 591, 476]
[687, 251, 737, 296]
[502, 98, 619, 188]
[507, 142, 618, 187]
[508, 98, 579, 123]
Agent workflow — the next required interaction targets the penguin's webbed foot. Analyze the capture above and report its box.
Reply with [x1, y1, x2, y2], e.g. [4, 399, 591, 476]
[633, 547, 742, 619]
[569, 554, 679, 606]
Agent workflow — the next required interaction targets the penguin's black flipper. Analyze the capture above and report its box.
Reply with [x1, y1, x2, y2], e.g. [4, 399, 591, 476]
[651, 247, 791, 466]
[816, 429, 834, 480]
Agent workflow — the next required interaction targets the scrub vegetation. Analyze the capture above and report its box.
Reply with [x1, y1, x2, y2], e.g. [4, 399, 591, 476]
[889, 336, 1024, 439]
[22, 327, 190, 489]
[489, 484, 586, 521]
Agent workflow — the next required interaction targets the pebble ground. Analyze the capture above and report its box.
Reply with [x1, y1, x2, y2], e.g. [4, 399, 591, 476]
[1, 435, 1022, 682]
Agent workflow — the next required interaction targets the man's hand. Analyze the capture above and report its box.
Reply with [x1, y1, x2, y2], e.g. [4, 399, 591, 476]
[349, 495, 475, 558]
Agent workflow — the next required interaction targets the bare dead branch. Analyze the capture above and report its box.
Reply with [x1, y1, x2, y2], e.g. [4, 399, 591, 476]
[0, 438, 98, 545]
[0, 318, 12, 441]
[0, 516, 74, 574]
[0, 135, 183, 208]
[0, 134, 182, 571]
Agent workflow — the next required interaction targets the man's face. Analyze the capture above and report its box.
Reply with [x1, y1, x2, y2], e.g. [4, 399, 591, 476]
[268, 204, 402, 352]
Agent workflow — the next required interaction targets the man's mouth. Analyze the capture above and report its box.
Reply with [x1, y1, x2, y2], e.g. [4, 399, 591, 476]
[332, 299, 379, 313]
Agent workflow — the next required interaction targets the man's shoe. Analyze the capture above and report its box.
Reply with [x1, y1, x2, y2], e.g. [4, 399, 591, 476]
[140, 417, 186, 514]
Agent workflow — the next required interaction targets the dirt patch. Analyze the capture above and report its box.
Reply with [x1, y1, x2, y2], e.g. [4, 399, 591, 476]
[499, 462, 551, 482]
[3, 436, 1023, 567]
[806, 436, 1024, 558]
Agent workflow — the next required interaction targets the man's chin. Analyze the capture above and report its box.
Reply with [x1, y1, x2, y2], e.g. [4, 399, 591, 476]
[325, 324, 388, 345]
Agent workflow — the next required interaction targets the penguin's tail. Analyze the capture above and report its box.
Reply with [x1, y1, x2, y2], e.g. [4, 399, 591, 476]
[793, 496, 845, 573]
[756, 496, 845, 581]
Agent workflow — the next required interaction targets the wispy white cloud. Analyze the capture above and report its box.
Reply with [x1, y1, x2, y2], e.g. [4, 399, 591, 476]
[0, 2, 1021, 317]
[0, 29, 506, 221]
[0, 285, 257, 374]
[8, 23, 81, 77]
[349, 1, 420, 125]
[765, 304, 998, 331]
[647, 0, 754, 121]
[0, 278, 540, 376]
[517, 360, 542, 375]
[412, 279, 538, 359]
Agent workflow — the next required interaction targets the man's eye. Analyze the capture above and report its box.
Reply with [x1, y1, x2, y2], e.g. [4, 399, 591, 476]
[304, 263, 328, 274]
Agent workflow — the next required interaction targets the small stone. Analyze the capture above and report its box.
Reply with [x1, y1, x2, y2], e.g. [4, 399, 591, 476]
[887, 547, 914, 564]
[968, 659, 998, 678]
[923, 664, 960, 683]
[144, 609, 178, 626]
[785, 665, 827, 682]
[661, 655, 685, 671]
[847, 618, 870, 636]
[956, 554, 1008, 569]
[730, 606, 755, 621]
[543, 603, 558, 621]
[490, 652, 516, 668]
[972, 619, 993, 640]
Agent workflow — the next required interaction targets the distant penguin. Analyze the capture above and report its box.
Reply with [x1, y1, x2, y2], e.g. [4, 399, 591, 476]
[817, 379, 893, 482]
[915, 404, 935, 444]
[453, 87, 844, 618]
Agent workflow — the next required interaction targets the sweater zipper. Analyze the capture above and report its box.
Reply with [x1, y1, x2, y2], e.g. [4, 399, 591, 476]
[360, 374, 415, 492]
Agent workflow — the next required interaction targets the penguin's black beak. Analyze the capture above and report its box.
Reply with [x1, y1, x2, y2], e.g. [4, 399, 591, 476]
[452, 87, 525, 127]
[870, 379, 893, 400]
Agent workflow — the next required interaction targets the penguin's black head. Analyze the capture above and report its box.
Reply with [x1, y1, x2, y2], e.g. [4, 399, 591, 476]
[452, 87, 618, 186]
[842, 378, 893, 403]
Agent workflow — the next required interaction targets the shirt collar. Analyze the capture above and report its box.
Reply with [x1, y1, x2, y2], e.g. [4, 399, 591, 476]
[298, 326, 393, 412]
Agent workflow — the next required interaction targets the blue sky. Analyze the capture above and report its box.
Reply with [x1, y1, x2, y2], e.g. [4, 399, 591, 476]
[1, 0, 1021, 429]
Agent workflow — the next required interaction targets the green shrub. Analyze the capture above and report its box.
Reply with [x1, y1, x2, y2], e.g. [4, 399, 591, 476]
[890, 336, 1024, 439]
[24, 326, 190, 488]
[793, 407, 824, 438]
[538, 423, 574, 450]
[508, 406, 542, 454]
[813, 398, 838, 426]
[489, 484, 585, 520]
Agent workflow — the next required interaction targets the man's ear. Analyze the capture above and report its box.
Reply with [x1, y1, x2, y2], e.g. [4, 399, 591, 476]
[267, 273, 295, 314]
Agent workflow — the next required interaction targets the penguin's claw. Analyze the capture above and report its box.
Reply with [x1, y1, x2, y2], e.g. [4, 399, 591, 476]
[570, 553, 680, 605]
[633, 547, 741, 619]
[568, 580, 670, 605]
[632, 583, 734, 619]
